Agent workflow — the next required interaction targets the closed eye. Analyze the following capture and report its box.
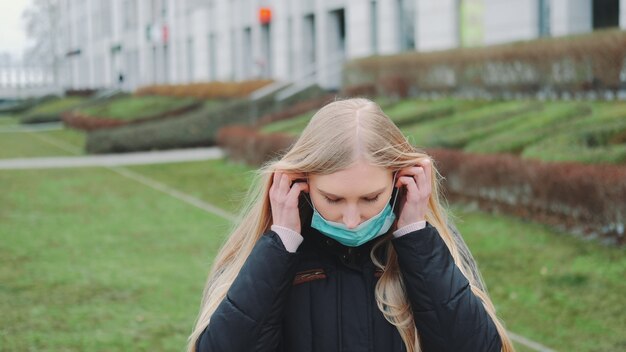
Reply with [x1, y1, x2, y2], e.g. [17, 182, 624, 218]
[324, 195, 380, 204]
[364, 195, 379, 203]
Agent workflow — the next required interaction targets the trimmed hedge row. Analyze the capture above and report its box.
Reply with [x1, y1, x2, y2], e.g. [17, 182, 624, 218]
[85, 85, 331, 154]
[85, 94, 280, 154]
[216, 125, 626, 245]
[344, 29, 626, 98]
[135, 80, 273, 99]
[217, 126, 296, 165]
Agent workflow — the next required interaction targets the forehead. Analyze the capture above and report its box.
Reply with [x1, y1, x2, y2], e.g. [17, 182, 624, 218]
[309, 160, 392, 193]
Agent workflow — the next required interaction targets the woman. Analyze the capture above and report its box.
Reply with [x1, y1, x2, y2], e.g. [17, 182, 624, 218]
[188, 98, 515, 352]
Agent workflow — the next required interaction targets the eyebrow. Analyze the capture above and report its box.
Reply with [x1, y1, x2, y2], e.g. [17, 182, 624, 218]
[317, 186, 387, 199]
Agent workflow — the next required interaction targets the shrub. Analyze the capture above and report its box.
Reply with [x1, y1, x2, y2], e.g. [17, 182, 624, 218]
[344, 29, 626, 98]
[217, 125, 626, 245]
[85, 95, 278, 154]
[135, 80, 273, 99]
[429, 148, 626, 245]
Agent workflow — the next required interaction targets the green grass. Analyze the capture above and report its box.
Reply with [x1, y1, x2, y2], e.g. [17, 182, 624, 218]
[25, 97, 85, 116]
[1, 130, 624, 351]
[464, 102, 591, 154]
[402, 100, 532, 146]
[0, 115, 20, 127]
[521, 102, 626, 163]
[0, 129, 85, 159]
[0, 166, 233, 352]
[79, 96, 200, 121]
[452, 205, 626, 352]
[127, 160, 257, 214]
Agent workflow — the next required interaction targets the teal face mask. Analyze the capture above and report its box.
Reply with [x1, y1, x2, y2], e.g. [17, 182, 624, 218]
[308, 176, 399, 247]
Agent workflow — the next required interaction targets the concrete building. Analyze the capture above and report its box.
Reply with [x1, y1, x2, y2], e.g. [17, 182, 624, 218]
[55, 0, 626, 92]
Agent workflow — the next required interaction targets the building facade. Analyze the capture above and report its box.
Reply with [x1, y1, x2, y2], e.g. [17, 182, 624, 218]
[56, 0, 626, 92]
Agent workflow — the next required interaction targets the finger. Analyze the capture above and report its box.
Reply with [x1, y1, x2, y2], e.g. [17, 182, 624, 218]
[421, 160, 433, 191]
[270, 172, 280, 199]
[414, 167, 428, 195]
[278, 173, 291, 197]
[396, 174, 413, 188]
[286, 172, 307, 183]
[286, 182, 306, 206]
[399, 176, 419, 200]
[396, 166, 422, 179]
[273, 171, 282, 189]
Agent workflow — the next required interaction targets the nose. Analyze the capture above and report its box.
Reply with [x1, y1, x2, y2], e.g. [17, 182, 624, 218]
[342, 207, 361, 229]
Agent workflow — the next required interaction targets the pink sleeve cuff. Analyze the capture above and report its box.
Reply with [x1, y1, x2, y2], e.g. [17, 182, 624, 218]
[392, 220, 427, 238]
[271, 225, 304, 253]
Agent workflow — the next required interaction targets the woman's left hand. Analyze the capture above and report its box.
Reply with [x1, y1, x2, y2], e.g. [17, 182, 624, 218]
[394, 159, 432, 229]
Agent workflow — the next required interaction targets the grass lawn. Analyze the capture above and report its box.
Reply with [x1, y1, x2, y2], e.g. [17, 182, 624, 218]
[23, 97, 85, 116]
[0, 115, 20, 127]
[450, 205, 626, 352]
[127, 160, 256, 214]
[0, 166, 232, 351]
[0, 129, 85, 159]
[1, 131, 623, 351]
[79, 96, 200, 121]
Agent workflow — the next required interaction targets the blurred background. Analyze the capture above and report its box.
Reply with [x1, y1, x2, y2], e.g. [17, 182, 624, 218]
[1, 0, 625, 351]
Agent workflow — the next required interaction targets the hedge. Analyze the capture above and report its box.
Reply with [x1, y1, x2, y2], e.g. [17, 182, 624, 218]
[216, 125, 625, 245]
[135, 80, 273, 99]
[85, 84, 330, 154]
[343, 29, 626, 98]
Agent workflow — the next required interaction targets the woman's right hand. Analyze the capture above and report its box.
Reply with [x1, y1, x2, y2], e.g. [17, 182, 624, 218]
[269, 171, 309, 233]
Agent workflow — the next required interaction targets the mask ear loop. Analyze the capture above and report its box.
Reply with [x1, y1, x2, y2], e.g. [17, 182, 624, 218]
[390, 171, 400, 212]
[303, 182, 316, 211]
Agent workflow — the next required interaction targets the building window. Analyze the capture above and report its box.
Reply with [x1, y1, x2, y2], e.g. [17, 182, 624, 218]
[397, 0, 415, 51]
[371, 1, 378, 54]
[538, 0, 550, 37]
[592, 0, 619, 29]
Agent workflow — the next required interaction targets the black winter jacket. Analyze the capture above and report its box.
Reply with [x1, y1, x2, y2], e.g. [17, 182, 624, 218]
[196, 209, 502, 352]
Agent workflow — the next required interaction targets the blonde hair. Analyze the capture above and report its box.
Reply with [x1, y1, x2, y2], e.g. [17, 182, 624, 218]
[187, 98, 515, 352]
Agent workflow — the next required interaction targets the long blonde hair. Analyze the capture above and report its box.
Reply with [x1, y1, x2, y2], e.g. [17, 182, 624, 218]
[188, 98, 515, 352]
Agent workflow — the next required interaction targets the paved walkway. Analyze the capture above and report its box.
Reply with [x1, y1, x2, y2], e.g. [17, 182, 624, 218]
[0, 147, 224, 170]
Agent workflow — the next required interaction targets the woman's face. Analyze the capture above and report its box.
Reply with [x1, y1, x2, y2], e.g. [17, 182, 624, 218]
[308, 160, 395, 228]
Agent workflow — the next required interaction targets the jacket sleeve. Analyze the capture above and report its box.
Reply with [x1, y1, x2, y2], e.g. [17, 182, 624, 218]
[196, 231, 299, 352]
[391, 223, 502, 352]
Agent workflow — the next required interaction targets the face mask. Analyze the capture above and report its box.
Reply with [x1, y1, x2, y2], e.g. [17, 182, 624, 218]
[308, 174, 399, 247]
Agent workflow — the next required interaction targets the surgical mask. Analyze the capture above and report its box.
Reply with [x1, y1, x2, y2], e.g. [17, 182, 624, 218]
[307, 175, 399, 247]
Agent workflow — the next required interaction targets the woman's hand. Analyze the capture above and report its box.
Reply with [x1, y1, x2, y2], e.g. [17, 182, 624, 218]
[269, 171, 309, 233]
[394, 159, 432, 229]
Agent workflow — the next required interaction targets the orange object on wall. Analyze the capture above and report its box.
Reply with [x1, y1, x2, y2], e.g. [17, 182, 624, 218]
[259, 8, 272, 24]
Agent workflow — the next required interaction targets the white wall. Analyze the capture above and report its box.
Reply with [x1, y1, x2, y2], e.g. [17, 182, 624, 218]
[416, 0, 458, 51]
[483, 0, 538, 45]
[551, 0, 591, 36]
[622, 0, 626, 29]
